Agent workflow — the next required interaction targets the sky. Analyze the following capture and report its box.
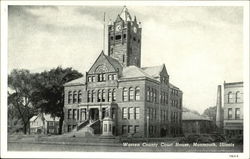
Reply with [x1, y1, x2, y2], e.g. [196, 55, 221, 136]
[8, 5, 243, 114]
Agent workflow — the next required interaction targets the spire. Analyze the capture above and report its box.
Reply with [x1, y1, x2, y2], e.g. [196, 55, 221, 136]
[120, 6, 132, 22]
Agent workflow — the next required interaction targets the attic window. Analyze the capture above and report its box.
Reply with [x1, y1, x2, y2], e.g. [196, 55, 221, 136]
[115, 35, 121, 40]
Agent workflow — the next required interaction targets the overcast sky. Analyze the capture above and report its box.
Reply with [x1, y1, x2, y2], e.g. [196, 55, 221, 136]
[8, 5, 243, 113]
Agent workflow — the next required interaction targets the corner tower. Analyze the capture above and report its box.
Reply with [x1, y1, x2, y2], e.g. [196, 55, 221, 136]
[108, 6, 142, 68]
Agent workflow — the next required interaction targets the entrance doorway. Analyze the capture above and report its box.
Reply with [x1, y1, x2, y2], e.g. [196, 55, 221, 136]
[89, 108, 99, 121]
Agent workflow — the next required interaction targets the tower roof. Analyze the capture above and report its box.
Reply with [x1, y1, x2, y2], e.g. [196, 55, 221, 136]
[119, 6, 132, 22]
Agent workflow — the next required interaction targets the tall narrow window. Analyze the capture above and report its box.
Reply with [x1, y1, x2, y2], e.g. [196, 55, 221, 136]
[228, 92, 233, 103]
[98, 90, 102, 102]
[146, 88, 150, 101]
[134, 125, 139, 133]
[122, 108, 128, 119]
[108, 89, 112, 102]
[68, 91, 72, 104]
[129, 87, 134, 101]
[128, 125, 133, 133]
[92, 76, 95, 82]
[150, 89, 153, 102]
[123, 55, 125, 63]
[236, 91, 240, 103]
[228, 108, 233, 119]
[91, 90, 95, 102]
[112, 89, 116, 101]
[123, 88, 128, 101]
[135, 87, 140, 101]
[102, 89, 105, 102]
[68, 109, 72, 119]
[87, 90, 91, 102]
[235, 108, 240, 119]
[135, 107, 140, 119]
[122, 125, 127, 134]
[154, 90, 157, 103]
[128, 107, 134, 119]
[73, 91, 77, 103]
[78, 90, 82, 103]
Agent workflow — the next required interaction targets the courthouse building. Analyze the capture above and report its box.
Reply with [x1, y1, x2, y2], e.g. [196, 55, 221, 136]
[63, 7, 183, 137]
[223, 81, 243, 136]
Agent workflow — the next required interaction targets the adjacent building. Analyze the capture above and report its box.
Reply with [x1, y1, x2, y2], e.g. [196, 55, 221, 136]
[30, 113, 60, 134]
[223, 81, 243, 136]
[63, 7, 183, 137]
[182, 111, 215, 135]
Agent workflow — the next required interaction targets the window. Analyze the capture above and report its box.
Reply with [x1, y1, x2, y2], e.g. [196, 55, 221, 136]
[123, 88, 128, 101]
[92, 76, 95, 82]
[73, 109, 78, 120]
[88, 76, 92, 82]
[150, 89, 153, 102]
[133, 37, 136, 41]
[113, 74, 117, 80]
[104, 124, 107, 132]
[235, 108, 240, 119]
[129, 87, 134, 101]
[123, 34, 126, 39]
[135, 108, 140, 119]
[228, 108, 232, 119]
[87, 90, 91, 102]
[122, 125, 127, 134]
[108, 89, 112, 102]
[134, 125, 139, 133]
[109, 124, 112, 132]
[108, 75, 112, 80]
[68, 125, 72, 132]
[123, 55, 125, 63]
[73, 91, 77, 103]
[165, 93, 168, 104]
[98, 90, 102, 102]
[122, 108, 128, 119]
[49, 122, 54, 126]
[68, 91, 72, 104]
[146, 88, 150, 101]
[68, 109, 72, 119]
[236, 91, 240, 103]
[128, 107, 134, 119]
[91, 90, 95, 102]
[112, 89, 116, 101]
[228, 92, 233, 103]
[49, 129, 54, 133]
[115, 35, 121, 40]
[128, 125, 133, 133]
[78, 90, 82, 103]
[98, 74, 105, 82]
[110, 36, 113, 40]
[135, 87, 140, 100]
[102, 90, 106, 102]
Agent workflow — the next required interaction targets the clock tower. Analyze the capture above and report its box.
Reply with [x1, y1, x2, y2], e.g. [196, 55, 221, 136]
[108, 6, 142, 68]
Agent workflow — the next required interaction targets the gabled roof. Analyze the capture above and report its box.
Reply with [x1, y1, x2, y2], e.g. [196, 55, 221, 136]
[182, 111, 211, 121]
[104, 53, 122, 71]
[119, 6, 132, 22]
[142, 64, 165, 78]
[121, 65, 154, 80]
[30, 113, 60, 122]
[64, 76, 85, 86]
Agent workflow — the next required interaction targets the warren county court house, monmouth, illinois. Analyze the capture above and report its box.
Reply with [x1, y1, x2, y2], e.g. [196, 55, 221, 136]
[62, 7, 183, 138]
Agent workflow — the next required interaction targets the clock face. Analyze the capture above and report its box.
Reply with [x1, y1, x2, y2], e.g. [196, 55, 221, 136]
[133, 27, 137, 33]
[116, 25, 121, 31]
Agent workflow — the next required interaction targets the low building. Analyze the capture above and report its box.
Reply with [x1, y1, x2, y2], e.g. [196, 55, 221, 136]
[182, 111, 215, 135]
[223, 81, 243, 136]
[30, 113, 60, 134]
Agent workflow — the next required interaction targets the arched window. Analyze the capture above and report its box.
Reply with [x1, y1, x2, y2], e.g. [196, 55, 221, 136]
[112, 89, 116, 101]
[135, 87, 140, 101]
[236, 91, 240, 103]
[108, 89, 112, 102]
[129, 87, 134, 101]
[123, 88, 128, 101]
[78, 90, 82, 103]
[228, 92, 233, 103]
[73, 91, 77, 103]
[98, 90, 102, 102]
[68, 91, 72, 104]
[102, 89, 105, 102]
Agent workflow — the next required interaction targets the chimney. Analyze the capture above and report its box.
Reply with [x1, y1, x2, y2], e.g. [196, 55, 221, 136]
[216, 85, 222, 130]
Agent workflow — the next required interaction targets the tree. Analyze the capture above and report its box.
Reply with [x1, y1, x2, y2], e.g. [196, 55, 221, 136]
[8, 69, 36, 134]
[33, 67, 83, 134]
[202, 106, 220, 121]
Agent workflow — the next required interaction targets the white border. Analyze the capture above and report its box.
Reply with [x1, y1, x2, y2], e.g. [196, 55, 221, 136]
[1, 1, 249, 159]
